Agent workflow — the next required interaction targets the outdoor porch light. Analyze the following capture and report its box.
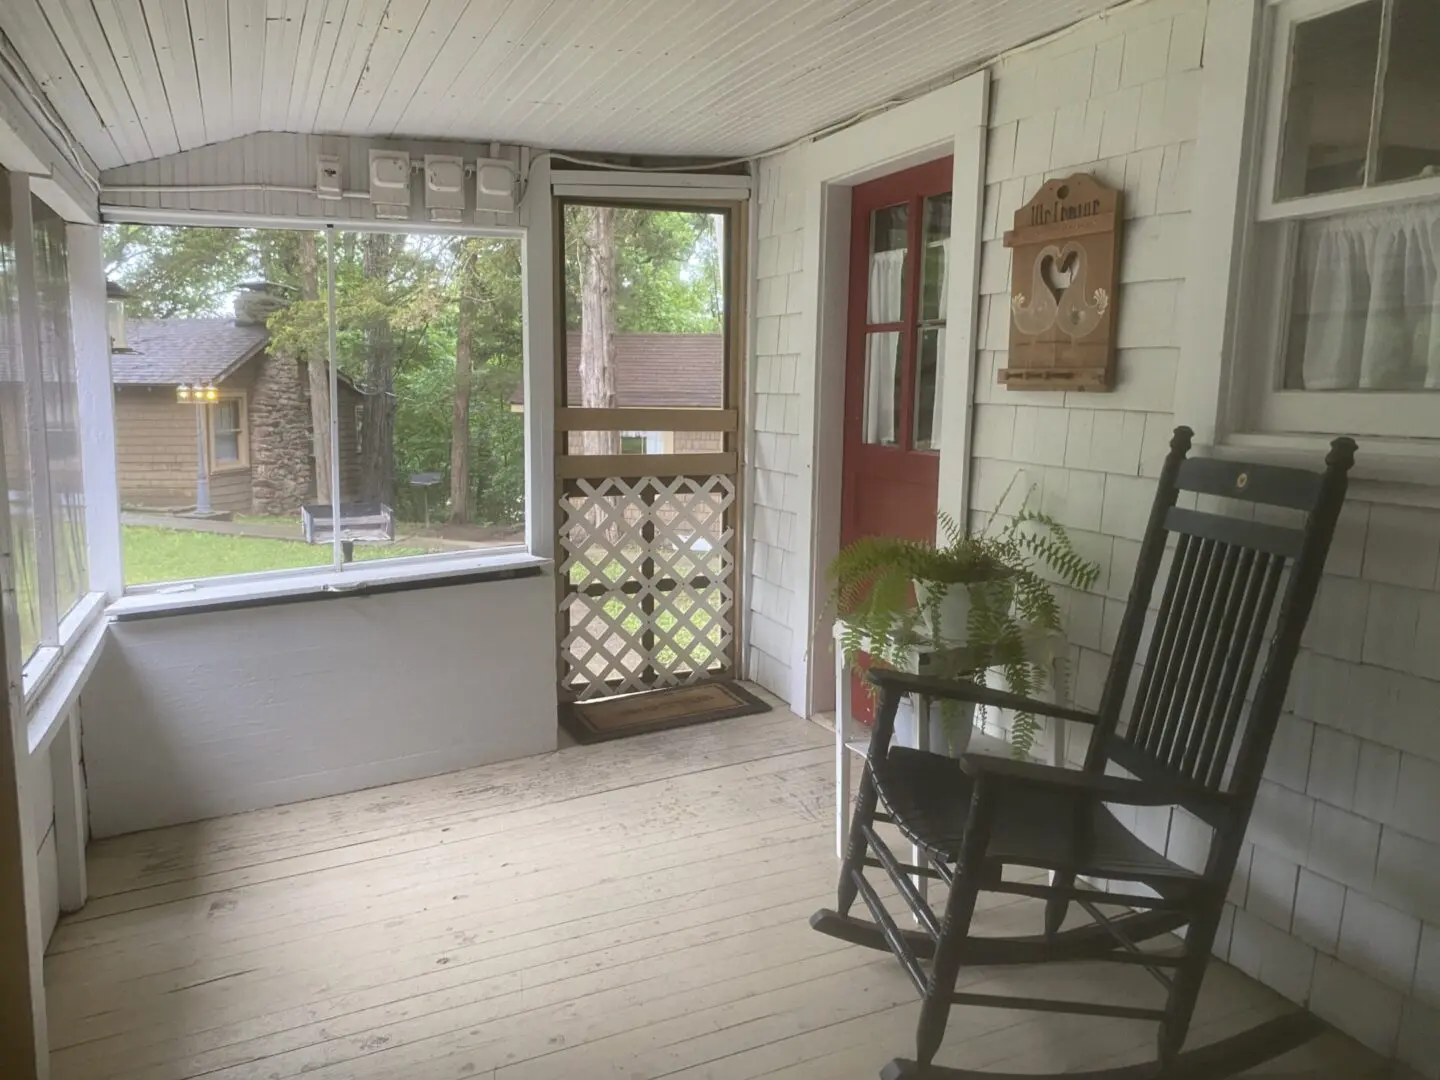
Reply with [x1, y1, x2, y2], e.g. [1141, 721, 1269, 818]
[176, 382, 219, 403]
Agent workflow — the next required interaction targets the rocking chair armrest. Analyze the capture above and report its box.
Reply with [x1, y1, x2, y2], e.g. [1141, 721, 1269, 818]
[958, 754, 1235, 810]
[866, 669, 1101, 727]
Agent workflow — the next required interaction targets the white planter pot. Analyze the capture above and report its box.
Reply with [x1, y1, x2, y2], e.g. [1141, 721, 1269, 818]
[893, 695, 975, 757]
[913, 578, 1014, 644]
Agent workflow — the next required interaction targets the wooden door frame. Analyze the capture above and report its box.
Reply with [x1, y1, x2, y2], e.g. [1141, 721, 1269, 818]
[840, 156, 953, 550]
[786, 71, 990, 718]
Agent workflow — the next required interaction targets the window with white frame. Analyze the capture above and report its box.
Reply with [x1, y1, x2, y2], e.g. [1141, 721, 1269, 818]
[106, 223, 526, 588]
[209, 397, 246, 467]
[0, 167, 91, 668]
[1245, 0, 1440, 438]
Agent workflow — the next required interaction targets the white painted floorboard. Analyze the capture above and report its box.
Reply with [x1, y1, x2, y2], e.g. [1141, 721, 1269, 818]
[45, 698, 1393, 1079]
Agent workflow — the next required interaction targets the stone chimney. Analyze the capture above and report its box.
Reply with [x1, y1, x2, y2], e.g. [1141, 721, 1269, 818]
[234, 281, 291, 326]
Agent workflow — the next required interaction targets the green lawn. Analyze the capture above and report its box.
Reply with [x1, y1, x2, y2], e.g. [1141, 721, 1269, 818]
[122, 525, 433, 586]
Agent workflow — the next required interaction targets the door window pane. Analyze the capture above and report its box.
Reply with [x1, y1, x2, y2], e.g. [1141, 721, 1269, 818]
[861, 331, 901, 446]
[1376, 0, 1440, 185]
[913, 328, 945, 450]
[919, 194, 952, 322]
[1277, 1, 1382, 198]
[0, 171, 38, 658]
[867, 204, 908, 324]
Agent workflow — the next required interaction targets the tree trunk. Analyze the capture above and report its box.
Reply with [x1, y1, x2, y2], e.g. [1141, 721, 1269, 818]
[361, 232, 397, 507]
[450, 251, 475, 524]
[299, 232, 333, 504]
[579, 206, 619, 456]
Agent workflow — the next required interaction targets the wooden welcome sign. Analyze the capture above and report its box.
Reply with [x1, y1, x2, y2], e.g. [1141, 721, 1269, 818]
[999, 173, 1121, 391]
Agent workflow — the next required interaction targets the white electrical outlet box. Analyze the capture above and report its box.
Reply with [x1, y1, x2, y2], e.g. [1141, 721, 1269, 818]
[475, 160, 516, 215]
[369, 150, 410, 192]
[316, 155, 342, 200]
[424, 155, 466, 222]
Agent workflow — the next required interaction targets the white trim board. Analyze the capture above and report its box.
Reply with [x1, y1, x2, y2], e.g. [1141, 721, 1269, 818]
[783, 70, 990, 717]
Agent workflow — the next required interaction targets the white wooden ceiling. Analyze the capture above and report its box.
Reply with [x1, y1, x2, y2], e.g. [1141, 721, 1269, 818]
[3, 0, 1118, 170]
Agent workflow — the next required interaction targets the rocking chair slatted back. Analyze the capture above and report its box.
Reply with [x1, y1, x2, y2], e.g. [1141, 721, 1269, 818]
[1093, 429, 1356, 822]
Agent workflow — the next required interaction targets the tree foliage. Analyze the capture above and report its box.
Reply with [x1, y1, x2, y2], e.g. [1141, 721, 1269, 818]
[563, 207, 723, 333]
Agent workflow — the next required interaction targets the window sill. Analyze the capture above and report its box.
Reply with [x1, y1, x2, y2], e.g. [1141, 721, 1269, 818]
[25, 593, 108, 757]
[106, 549, 553, 621]
[1210, 434, 1440, 508]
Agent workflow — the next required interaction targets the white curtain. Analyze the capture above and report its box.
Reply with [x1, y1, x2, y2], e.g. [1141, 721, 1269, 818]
[863, 332, 898, 444]
[934, 236, 949, 322]
[1297, 201, 1440, 390]
[867, 249, 905, 323]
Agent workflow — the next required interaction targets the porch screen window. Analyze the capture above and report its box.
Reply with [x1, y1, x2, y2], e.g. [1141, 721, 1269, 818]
[0, 170, 91, 666]
[1249, 0, 1440, 437]
[33, 200, 88, 620]
[210, 399, 243, 464]
[0, 170, 40, 659]
[107, 224, 526, 590]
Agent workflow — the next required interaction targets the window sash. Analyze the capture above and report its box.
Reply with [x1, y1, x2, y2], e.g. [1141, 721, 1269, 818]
[1244, 0, 1440, 437]
[1257, 0, 1440, 222]
[0, 169, 100, 697]
[209, 397, 246, 466]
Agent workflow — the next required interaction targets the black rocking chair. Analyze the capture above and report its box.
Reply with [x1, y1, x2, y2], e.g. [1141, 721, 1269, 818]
[812, 427, 1356, 1079]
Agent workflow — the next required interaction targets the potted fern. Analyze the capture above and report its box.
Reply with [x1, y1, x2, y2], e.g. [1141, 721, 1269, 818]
[828, 503, 1099, 758]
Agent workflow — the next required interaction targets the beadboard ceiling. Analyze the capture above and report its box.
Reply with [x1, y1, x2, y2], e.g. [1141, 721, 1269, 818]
[3, 0, 1118, 170]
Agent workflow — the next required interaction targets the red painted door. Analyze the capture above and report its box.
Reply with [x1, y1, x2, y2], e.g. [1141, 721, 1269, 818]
[840, 158, 954, 721]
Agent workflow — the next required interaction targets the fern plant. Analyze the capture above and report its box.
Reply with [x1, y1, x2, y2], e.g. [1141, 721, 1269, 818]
[827, 496, 1100, 758]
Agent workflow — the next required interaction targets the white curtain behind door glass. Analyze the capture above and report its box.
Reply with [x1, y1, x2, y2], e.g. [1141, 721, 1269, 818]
[863, 332, 899, 444]
[1294, 202, 1440, 390]
[931, 237, 950, 321]
[868, 249, 905, 324]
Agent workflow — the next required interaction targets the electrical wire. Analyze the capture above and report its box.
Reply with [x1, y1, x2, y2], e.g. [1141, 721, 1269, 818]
[0, 35, 102, 195]
[100, 182, 371, 198]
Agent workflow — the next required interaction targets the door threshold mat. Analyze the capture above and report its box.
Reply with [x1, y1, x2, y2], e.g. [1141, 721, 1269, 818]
[560, 682, 772, 745]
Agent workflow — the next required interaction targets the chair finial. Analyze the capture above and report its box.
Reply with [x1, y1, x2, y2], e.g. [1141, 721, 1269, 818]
[1326, 437, 1358, 472]
[1170, 426, 1194, 453]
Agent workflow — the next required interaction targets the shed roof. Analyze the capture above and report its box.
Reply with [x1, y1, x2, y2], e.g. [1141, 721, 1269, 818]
[111, 318, 269, 386]
[511, 332, 723, 408]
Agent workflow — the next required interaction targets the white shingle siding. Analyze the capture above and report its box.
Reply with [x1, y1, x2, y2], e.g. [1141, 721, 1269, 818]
[967, 1, 1440, 1063]
[745, 156, 810, 699]
[743, 0, 1440, 1064]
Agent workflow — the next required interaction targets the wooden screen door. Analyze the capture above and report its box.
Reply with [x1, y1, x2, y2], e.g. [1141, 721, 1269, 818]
[555, 200, 743, 701]
[841, 157, 954, 550]
[840, 159, 953, 719]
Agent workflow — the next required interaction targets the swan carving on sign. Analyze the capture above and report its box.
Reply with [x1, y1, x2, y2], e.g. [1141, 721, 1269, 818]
[1011, 241, 1109, 340]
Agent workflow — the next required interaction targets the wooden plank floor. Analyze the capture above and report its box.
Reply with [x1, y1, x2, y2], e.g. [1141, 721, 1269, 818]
[45, 700, 1391, 1080]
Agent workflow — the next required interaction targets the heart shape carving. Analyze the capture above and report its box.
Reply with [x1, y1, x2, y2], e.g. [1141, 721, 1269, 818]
[1040, 250, 1078, 302]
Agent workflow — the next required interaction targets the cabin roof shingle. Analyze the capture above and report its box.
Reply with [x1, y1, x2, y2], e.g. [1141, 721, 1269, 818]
[110, 318, 269, 386]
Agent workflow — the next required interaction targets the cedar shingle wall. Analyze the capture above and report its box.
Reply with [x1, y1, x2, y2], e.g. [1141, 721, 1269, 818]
[115, 389, 203, 508]
[748, 0, 1440, 1065]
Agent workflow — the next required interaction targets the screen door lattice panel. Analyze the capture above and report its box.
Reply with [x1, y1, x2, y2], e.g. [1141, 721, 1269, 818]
[559, 474, 736, 699]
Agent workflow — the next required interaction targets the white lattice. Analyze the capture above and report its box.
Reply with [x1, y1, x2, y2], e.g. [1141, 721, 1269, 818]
[559, 474, 736, 698]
